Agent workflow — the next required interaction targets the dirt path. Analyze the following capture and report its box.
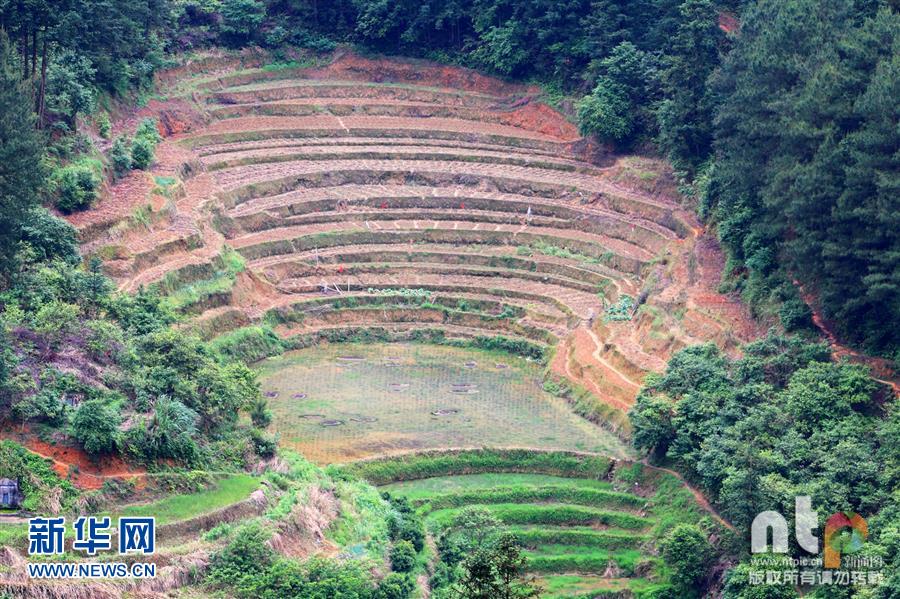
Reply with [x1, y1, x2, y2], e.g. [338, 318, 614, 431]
[584, 326, 642, 390]
[794, 281, 898, 396]
[640, 459, 736, 533]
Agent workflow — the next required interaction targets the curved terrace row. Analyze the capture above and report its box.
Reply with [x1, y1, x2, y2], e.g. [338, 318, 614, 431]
[77, 54, 754, 420]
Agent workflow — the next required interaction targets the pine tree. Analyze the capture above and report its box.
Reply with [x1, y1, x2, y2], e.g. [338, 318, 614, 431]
[0, 33, 47, 284]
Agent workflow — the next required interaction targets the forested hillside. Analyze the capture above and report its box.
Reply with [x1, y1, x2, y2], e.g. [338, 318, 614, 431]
[0, 0, 897, 597]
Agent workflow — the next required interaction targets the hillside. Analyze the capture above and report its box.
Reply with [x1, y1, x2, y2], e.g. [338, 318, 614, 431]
[0, 1, 897, 597]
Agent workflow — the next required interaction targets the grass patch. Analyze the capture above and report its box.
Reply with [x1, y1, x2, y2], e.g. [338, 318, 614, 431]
[412, 485, 644, 511]
[159, 247, 246, 312]
[426, 503, 652, 530]
[509, 526, 648, 549]
[345, 449, 617, 486]
[382, 473, 615, 497]
[210, 325, 286, 364]
[114, 474, 260, 525]
[257, 346, 627, 464]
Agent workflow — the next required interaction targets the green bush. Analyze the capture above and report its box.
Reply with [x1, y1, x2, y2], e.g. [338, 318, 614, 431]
[19, 207, 80, 264]
[578, 79, 635, 143]
[55, 165, 100, 213]
[250, 428, 277, 458]
[376, 573, 415, 599]
[97, 112, 111, 139]
[130, 136, 155, 170]
[390, 540, 417, 573]
[778, 297, 813, 331]
[208, 522, 274, 586]
[660, 524, 713, 593]
[110, 136, 131, 177]
[123, 397, 199, 463]
[135, 118, 162, 145]
[71, 399, 121, 456]
[250, 398, 272, 428]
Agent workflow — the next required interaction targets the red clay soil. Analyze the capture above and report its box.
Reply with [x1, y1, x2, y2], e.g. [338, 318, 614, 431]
[302, 52, 538, 98]
[719, 12, 740, 34]
[0, 427, 146, 491]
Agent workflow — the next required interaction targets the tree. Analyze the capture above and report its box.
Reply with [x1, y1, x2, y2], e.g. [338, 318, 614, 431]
[130, 136, 155, 169]
[577, 79, 634, 143]
[0, 33, 47, 284]
[54, 165, 100, 213]
[657, 0, 721, 175]
[492, 533, 541, 599]
[220, 0, 266, 45]
[250, 397, 272, 428]
[660, 524, 713, 593]
[45, 50, 97, 132]
[454, 534, 540, 599]
[71, 399, 121, 456]
[708, 0, 899, 356]
[456, 546, 502, 599]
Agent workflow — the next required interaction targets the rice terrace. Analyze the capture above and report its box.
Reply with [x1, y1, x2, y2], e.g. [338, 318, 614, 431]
[1, 2, 898, 597]
[45, 50, 748, 597]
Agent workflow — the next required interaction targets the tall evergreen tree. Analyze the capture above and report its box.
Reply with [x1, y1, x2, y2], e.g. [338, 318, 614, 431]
[0, 33, 46, 284]
[708, 0, 899, 355]
[657, 0, 721, 175]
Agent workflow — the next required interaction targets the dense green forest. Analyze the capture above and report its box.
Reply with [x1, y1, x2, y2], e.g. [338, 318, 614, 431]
[0, 0, 898, 597]
[630, 335, 900, 597]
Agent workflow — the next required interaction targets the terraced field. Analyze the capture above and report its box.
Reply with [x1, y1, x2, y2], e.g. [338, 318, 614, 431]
[348, 449, 716, 598]
[255, 343, 629, 463]
[74, 51, 761, 431]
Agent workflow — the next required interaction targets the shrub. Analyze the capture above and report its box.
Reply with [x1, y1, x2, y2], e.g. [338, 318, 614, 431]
[250, 428, 277, 458]
[32, 300, 80, 340]
[97, 112, 111, 139]
[660, 524, 713, 592]
[578, 79, 635, 143]
[778, 297, 813, 332]
[249, 398, 272, 428]
[135, 118, 162, 145]
[13, 389, 69, 427]
[55, 165, 100, 213]
[124, 397, 199, 463]
[390, 540, 417, 573]
[71, 399, 121, 456]
[19, 207, 80, 265]
[208, 522, 274, 586]
[376, 573, 415, 599]
[110, 136, 132, 177]
[130, 136, 155, 170]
